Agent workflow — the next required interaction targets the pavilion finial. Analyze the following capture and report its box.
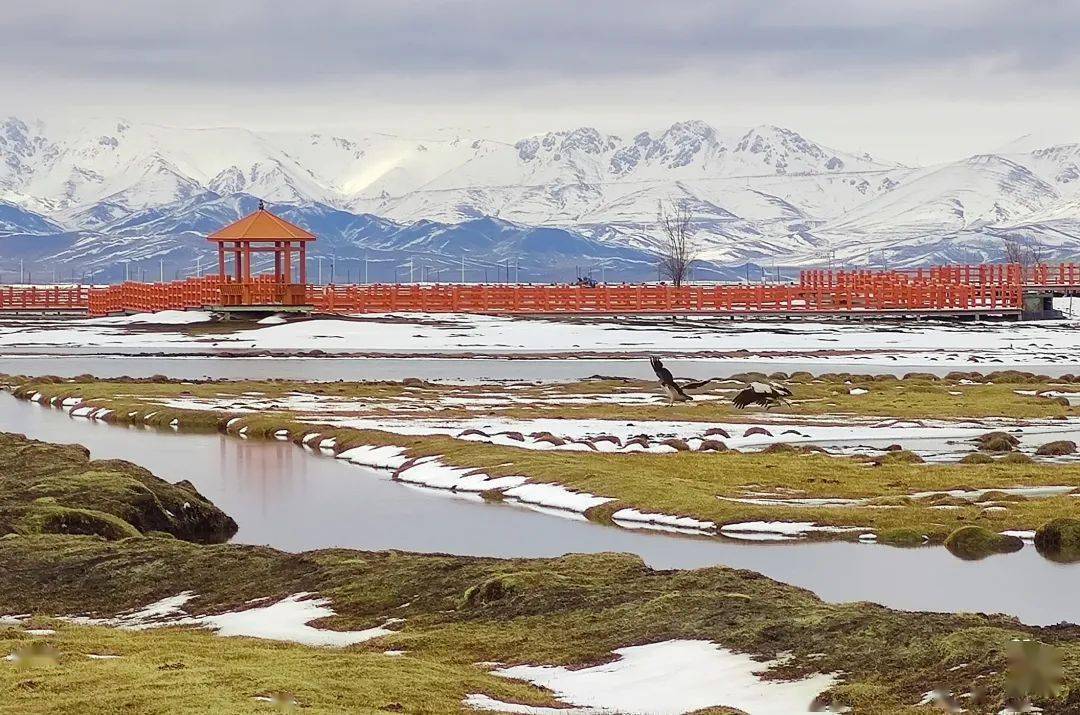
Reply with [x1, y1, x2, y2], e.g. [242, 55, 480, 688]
[258, 199, 265, 211]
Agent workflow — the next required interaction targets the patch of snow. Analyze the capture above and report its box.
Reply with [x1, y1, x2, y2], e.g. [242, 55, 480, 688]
[465, 694, 596, 714]
[395, 457, 528, 492]
[611, 508, 715, 534]
[200, 593, 402, 648]
[91, 310, 214, 326]
[483, 639, 835, 715]
[720, 521, 863, 541]
[64, 591, 197, 631]
[502, 482, 612, 513]
[337, 445, 410, 470]
[909, 486, 1076, 501]
[62, 591, 401, 648]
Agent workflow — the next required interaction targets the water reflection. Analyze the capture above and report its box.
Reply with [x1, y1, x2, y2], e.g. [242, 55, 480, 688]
[0, 393, 1075, 626]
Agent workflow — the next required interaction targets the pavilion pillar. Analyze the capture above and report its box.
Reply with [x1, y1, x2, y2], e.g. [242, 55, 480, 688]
[284, 242, 293, 284]
[274, 241, 282, 282]
[243, 242, 252, 281]
[299, 242, 307, 284]
[234, 243, 242, 281]
[217, 244, 226, 278]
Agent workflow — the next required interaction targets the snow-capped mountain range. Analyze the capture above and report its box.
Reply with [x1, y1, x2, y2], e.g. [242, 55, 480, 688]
[2, 115, 1080, 281]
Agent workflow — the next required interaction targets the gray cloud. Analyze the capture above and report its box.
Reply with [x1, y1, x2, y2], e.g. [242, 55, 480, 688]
[5, 1, 1080, 164]
[7, 0, 1080, 84]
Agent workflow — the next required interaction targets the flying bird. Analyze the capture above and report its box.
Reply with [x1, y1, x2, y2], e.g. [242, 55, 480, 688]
[731, 381, 793, 410]
[649, 356, 712, 405]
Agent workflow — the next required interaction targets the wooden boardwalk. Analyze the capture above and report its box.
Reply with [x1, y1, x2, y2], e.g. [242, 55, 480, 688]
[0, 263, 1074, 319]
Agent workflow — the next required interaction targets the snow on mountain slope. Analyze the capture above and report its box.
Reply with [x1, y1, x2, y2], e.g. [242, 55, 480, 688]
[6, 115, 1080, 269]
[811, 155, 1058, 240]
[0, 200, 62, 235]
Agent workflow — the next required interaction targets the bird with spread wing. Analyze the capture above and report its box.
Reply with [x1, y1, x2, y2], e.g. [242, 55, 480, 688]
[649, 356, 712, 405]
[731, 381, 793, 410]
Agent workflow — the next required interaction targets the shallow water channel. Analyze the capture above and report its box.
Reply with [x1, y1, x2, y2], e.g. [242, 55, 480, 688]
[1, 392, 1076, 626]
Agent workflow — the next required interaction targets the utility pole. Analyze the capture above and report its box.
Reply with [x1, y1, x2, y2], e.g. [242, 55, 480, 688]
[364, 253, 369, 284]
[409, 257, 414, 283]
[20, 259, 24, 284]
[159, 259, 164, 283]
[196, 256, 201, 278]
[317, 256, 323, 285]
[460, 255, 465, 284]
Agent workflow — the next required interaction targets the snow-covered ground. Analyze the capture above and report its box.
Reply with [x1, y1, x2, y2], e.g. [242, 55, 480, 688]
[467, 640, 836, 715]
[1, 310, 1080, 368]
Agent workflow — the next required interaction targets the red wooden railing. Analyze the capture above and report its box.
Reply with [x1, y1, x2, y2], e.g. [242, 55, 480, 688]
[0, 262, 1075, 316]
[0, 285, 90, 312]
[302, 281, 1023, 314]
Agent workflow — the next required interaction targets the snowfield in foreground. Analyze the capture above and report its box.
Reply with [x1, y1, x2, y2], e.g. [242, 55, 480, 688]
[467, 639, 835, 715]
[1, 308, 1080, 367]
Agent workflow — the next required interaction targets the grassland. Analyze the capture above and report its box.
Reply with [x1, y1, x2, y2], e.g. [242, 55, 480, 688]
[6, 374, 1080, 545]
[3, 535, 1080, 713]
[0, 423, 1078, 712]
[7, 368, 1078, 421]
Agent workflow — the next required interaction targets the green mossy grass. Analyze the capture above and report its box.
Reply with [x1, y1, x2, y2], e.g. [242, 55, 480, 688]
[0, 432, 236, 543]
[944, 525, 1024, 560]
[1, 535, 1077, 714]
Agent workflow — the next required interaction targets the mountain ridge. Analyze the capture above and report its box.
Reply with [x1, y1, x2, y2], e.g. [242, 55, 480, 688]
[2, 116, 1080, 278]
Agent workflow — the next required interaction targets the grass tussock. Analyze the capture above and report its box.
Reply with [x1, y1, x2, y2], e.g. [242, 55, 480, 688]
[0, 432, 236, 543]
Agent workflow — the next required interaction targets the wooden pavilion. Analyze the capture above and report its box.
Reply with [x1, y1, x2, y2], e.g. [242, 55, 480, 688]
[207, 201, 316, 308]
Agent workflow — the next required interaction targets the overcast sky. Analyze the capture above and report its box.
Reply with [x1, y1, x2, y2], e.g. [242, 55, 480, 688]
[5, 0, 1080, 164]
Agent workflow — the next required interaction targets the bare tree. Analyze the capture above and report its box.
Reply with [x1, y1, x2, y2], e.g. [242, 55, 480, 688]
[656, 200, 698, 287]
[1002, 237, 1046, 267]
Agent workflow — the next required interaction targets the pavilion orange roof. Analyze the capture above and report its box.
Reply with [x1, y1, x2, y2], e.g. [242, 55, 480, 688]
[208, 206, 316, 242]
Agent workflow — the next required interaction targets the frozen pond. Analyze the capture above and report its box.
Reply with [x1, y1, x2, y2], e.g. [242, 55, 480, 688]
[2, 353, 1077, 383]
[1, 392, 1076, 626]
